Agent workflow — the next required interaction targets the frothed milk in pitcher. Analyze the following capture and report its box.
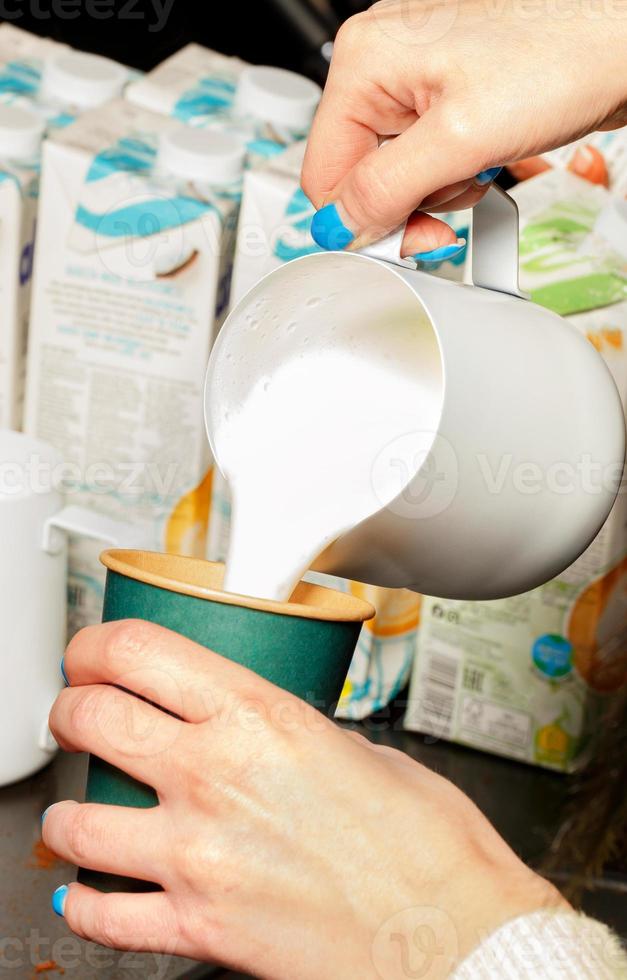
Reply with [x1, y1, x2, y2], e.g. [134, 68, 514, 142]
[209, 268, 442, 601]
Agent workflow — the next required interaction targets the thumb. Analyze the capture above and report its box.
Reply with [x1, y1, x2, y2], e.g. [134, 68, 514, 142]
[310, 110, 495, 251]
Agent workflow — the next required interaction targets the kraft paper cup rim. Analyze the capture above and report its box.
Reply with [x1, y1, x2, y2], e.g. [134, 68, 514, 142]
[100, 550, 375, 624]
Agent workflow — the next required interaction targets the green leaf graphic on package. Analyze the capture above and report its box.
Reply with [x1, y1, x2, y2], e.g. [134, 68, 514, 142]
[519, 195, 627, 315]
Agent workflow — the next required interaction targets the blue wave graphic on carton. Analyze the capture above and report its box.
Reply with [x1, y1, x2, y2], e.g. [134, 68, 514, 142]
[84, 136, 155, 182]
[173, 76, 236, 123]
[174, 78, 285, 161]
[0, 59, 40, 96]
[74, 135, 215, 247]
[0, 60, 79, 130]
[274, 187, 322, 262]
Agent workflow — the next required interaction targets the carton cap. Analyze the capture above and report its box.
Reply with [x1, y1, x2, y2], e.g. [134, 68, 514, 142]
[0, 103, 45, 160]
[42, 51, 127, 109]
[594, 199, 627, 260]
[158, 127, 246, 184]
[235, 65, 321, 131]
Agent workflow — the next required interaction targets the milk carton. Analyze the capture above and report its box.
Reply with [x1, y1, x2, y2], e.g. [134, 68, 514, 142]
[405, 171, 627, 771]
[0, 27, 136, 431]
[0, 103, 44, 429]
[0, 24, 131, 129]
[0, 24, 68, 115]
[126, 45, 321, 166]
[125, 43, 246, 123]
[24, 98, 244, 634]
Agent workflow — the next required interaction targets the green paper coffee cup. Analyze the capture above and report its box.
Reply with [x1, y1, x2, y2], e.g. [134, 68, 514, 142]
[80, 549, 374, 892]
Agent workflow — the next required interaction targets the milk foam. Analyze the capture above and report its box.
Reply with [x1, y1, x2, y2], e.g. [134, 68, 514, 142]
[214, 298, 442, 602]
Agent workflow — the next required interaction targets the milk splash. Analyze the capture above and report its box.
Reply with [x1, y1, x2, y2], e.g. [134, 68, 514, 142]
[208, 257, 443, 601]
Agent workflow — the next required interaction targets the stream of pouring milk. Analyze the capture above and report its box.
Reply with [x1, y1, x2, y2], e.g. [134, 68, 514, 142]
[214, 299, 442, 602]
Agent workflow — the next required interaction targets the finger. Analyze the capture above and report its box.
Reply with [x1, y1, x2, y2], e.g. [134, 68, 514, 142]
[43, 801, 165, 884]
[53, 882, 182, 956]
[426, 183, 491, 214]
[302, 20, 417, 206]
[400, 212, 458, 259]
[309, 111, 494, 250]
[49, 685, 183, 792]
[419, 178, 474, 211]
[63, 619, 277, 723]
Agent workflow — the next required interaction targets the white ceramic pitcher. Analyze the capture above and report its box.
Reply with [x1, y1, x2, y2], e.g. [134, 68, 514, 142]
[204, 187, 626, 600]
[0, 430, 144, 786]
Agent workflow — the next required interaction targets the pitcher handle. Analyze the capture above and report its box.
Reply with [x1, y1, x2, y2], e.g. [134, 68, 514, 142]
[472, 184, 526, 298]
[359, 183, 526, 299]
[42, 504, 144, 555]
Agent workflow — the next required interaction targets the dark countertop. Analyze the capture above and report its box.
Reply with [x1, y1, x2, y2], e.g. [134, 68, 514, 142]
[1, 720, 625, 979]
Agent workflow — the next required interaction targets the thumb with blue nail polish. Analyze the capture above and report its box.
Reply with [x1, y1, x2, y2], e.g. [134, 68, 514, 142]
[311, 203, 355, 251]
[303, 121, 500, 258]
[52, 884, 69, 918]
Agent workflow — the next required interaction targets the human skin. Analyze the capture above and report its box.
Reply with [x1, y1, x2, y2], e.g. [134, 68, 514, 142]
[301, 0, 627, 257]
[43, 620, 566, 978]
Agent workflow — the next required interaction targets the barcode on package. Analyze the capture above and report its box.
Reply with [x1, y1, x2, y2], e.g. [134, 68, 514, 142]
[463, 665, 485, 693]
[413, 646, 460, 739]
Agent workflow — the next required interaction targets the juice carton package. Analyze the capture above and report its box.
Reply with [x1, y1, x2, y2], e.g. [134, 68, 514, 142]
[0, 24, 133, 130]
[126, 44, 321, 167]
[509, 128, 627, 197]
[125, 43, 246, 124]
[207, 141, 468, 720]
[0, 27, 137, 431]
[24, 98, 244, 634]
[405, 170, 627, 771]
[0, 24, 68, 116]
[0, 103, 44, 429]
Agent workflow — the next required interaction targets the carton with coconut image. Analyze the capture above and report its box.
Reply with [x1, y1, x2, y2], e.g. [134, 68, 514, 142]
[405, 170, 627, 771]
[23, 98, 245, 634]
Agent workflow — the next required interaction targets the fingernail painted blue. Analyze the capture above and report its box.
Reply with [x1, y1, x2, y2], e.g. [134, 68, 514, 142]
[52, 884, 68, 918]
[61, 656, 69, 686]
[413, 242, 466, 263]
[475, 166, 503, 186]
[310, 204, 355, 251]
[41, 805, 53, 826]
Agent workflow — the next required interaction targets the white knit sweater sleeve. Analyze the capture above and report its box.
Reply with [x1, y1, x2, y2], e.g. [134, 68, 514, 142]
[451, 909, 627, 979]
